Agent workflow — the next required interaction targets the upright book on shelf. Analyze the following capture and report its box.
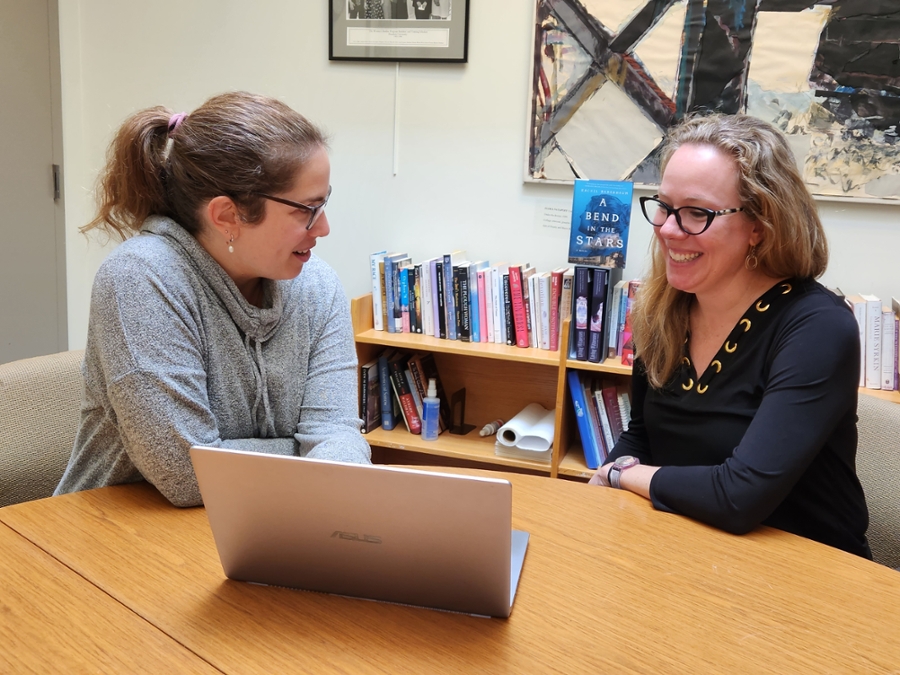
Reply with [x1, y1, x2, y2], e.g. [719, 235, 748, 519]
[442, 249, 466, 340]
[587, 267, 608, 363]
[567, 370, 602, 470]
[377, 348, 399, 431]
[359, 358, 381, 434]
[568, 179, 633, 268]
[571, 266, 591, 361]
[369, 251, 387, 331]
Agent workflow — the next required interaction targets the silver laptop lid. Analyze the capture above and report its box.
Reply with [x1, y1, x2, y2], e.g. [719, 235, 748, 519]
[190, 446, 528, 617]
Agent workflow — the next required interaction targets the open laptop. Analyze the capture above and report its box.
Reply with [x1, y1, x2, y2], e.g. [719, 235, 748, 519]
[189, 446, 530, 618]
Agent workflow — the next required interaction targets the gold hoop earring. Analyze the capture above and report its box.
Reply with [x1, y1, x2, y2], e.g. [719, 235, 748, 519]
[745, 245, 758, 271]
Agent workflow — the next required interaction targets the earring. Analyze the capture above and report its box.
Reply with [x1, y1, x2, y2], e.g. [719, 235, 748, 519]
[745, 245, 759, 271]
[228, 234, 235, 254]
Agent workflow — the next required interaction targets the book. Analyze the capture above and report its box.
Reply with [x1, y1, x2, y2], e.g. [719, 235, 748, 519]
[508, 265, 529, 348]
[420, 260, 434, 336]
[387, 352, 422, 434]
[567, 370, 602, 470]
[893, 298, 900, 391]
[861, 294, 881, 389]
[620, 280, 641, 366]
[454, 261, 472, 342]
[399, 265, 411, 333]
[558, 268, 574, 351]
[527, 271, 540, 349]
[571, 266, 591, 361]
[548, 267, 566, 352]
[383, 253, 409, 334]
[491, 263, 509, 345]
[503, 271, 515, 346]
[568, 179, 633, 268]
[377, 348, 399, 431]
[585, 377, 609, 464]
[881, 306, 897, 391]
[468, 260, 488, 343]
[410, 264, 422, 334]
[359, 358, 381, 434]
[379, 259, 388, 331]
[616, 383, 632, 432]
[538, 272, 551, 350]
[369, 251, 387, 331]
[434, 259, 447, 339]
[607, 279, 627, 358]
[522, 265, 537, 348]
[587, 267, 609, 363]
[480, 267, 493, 343]
[846, 294, 867, 387]
[442, 249, 466, 340]
[599, 379, 624, 443]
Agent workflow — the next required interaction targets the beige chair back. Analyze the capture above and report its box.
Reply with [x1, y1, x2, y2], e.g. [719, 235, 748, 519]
[856, 394, 900, 569]
[0, 350, 84, 507]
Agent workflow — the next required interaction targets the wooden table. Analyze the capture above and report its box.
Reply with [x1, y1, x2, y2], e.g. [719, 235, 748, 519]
[2, 472, 899, 674]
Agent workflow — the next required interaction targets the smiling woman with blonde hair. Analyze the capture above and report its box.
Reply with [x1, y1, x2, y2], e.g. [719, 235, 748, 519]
[590, 114, 870, 559]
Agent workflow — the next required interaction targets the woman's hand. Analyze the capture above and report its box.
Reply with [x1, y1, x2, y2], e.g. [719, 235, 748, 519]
[588, 463, 612, 487]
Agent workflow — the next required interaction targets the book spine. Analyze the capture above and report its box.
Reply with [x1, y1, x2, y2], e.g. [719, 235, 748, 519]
[377, 352, 396, 431]
[370, 252, 386, 331]
[572, 266, 590, 361]
[592, 386, 614, 459]
[384, 256, 396, 334]
[481, 269, 492, 343]
[865, 297, 881, 389]
[503, 273, 514, 346]
[429, 259, 440, 337]
[359, 360, 368, 429]
[456, 265, 471, 342]
[850, 299, 866, 387]
[400, 267, 410, 334]
[435, 261, 447, 339]
[404, 369, 424, 419]
[549, 271, 562, 351]
[469, 265, 480, 343]
[443, 255, 457, 340]
[509, 266, 529, 348]
[493, 268, 506, 345]
[567, 370, 601, 470]
[421, 263, 433, 336]
[881, 308, 895, 390]
[559, 271, 574, 351]
[379, 261, 388, 334]
[525, 273, 537, 348]
[607, 282, 623, 358]
[601, 383, 623, 443]
[587, 268, 607, 363]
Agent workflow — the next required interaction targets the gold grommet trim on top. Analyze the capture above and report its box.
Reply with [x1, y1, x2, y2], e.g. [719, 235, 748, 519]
[781, 283, 792, 294]
[725, 341, 737, 353]
[682, 378, 693, 391]
[696, 383, 708, 394]
[740, 318, 751, 332]
[682, 356, 691, 365]
[756, 301, 770, 312]
[711, 360, 722, 373]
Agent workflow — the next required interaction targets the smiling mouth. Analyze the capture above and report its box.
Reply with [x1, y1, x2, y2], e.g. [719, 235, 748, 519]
[668, 250, 700, 263]
[294, 249, 310, 256]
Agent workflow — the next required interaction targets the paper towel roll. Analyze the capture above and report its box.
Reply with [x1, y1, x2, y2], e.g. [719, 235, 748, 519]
[496, 403, 555, 452]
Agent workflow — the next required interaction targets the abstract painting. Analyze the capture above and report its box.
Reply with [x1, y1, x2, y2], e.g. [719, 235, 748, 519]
[526, 0, 900, 202]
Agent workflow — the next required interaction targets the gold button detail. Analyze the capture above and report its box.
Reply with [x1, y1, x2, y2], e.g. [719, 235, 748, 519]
[711, 359, 722, 373]
[756, 301, 770, 312]
[682, 378, 694, 391]
[682, 356, 691, 365]
[696, 383, 708, 394]
[740, 318, 751, 332]
[725, 341, 737, 353]
[781, 283, 792, 294]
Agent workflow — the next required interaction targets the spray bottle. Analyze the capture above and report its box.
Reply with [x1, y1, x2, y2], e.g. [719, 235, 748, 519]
[421, 378, 441, 441]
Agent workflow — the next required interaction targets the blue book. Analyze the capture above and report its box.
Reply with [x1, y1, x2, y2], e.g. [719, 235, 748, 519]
[377, 349, 398, 430]
[383, 253, 408, 334]
[467, 260, 488, 343]
[568, 180, 633, 268]
[568, 369, 602, 470]
[399, 266, 410, 333]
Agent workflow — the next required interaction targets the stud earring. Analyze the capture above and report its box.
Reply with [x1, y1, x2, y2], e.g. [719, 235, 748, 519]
[228, 234, 235, 254]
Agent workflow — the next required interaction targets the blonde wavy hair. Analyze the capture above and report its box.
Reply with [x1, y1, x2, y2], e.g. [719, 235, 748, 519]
[633, 114, 828, 388]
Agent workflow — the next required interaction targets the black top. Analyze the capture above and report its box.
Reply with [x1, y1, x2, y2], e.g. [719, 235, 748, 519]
[609, 278, 871, 558]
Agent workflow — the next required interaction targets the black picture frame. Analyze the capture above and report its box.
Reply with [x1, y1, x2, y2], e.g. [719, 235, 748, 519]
[329, 0, 469, 63]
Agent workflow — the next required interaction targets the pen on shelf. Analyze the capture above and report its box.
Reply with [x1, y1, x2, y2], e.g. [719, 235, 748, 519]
[479, 419, 504, 437]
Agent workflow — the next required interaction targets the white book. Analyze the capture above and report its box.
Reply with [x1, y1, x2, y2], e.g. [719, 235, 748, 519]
[369, 251, 387, 331]
[881, 306, 896, 391]
[483, 267, 494, 343]
[608, 279, 628, 358]
[492, 263, 509, 345]
[420, 259, 434, 337]
[526, 270, 539, 348]
[538, 272, 551, 350]
[846, 294, 867, 387]
[861, 294, 881, 389]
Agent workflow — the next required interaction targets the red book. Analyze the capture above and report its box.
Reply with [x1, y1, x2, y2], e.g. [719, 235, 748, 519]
[549, 267, 565, 352]
[387, 353, 421, 434]
[621, 280, 641, 366]
[508, 265, 529, 348]
[600, 379, 624, 443]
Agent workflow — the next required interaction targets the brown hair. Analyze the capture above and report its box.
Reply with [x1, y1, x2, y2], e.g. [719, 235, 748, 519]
[633, 113, 828, 388]
[83, 91, 328, 239]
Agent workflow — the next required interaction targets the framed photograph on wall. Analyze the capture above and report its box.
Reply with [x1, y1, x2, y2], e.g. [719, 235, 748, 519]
[329, 0, 469, 63]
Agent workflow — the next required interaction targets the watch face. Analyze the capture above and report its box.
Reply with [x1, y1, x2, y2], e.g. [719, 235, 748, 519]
[615, 455, 639, 469]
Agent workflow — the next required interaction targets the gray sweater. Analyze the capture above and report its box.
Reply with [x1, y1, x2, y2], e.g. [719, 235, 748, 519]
[55, 216, 370, 506]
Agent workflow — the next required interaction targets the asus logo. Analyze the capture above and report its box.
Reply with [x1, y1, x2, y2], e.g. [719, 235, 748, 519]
[331, 531, 382, 544]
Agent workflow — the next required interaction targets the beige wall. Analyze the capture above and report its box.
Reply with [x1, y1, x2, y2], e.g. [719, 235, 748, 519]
[58, 1, 900, 349]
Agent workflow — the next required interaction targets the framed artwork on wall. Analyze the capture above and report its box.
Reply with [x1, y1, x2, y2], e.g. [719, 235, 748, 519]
[525, 0, 900, 203]
[329, 0, 469, 63]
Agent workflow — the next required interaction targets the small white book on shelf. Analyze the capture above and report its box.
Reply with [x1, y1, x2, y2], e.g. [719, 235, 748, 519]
[861, 294, 881, 389]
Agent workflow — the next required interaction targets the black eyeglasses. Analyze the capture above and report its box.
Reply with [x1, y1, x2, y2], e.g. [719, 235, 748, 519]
[639, 195, 743, 235]
[252, 186, 332, 230]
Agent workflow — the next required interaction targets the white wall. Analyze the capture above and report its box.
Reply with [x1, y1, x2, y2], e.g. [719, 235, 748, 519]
[58, 1, 900, 349]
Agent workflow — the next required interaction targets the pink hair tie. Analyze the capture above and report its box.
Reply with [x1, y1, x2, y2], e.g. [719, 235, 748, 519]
[167, 112, 188, 137]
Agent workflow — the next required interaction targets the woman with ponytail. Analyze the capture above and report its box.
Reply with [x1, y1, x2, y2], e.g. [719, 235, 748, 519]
[589, 114, 870, 558]
[56, 92, 370, 507]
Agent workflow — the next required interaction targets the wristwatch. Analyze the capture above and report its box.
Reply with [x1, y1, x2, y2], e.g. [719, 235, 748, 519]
[608, 455, 640, 489]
